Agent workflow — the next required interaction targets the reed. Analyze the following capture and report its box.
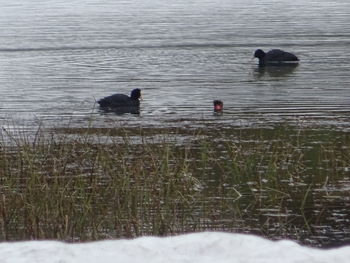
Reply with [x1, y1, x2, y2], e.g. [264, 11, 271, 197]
[0, 123, 349, 247]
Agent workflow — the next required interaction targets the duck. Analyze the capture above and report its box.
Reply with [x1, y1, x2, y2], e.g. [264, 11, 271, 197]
[213, 100, 223, 112]
[98, 88, 142, 108]
[254, 49, 299, 66]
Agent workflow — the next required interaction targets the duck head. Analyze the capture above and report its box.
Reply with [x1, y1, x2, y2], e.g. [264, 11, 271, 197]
[130, 88, 142, 100]
[213, 100, 223, 112]
[254, 49, 266, 59]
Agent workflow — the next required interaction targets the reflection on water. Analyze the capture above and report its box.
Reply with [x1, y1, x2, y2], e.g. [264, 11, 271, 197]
[98, 106, 140, 116]
[253, 64, 299, 79]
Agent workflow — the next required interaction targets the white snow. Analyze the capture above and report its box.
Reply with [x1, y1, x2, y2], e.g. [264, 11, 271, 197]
[1, 232, 350, 263]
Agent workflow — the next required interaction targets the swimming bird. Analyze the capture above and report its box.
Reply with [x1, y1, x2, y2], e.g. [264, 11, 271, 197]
[213, 100, 223, 112]
[254, 49, 299, 66]
[98, 88, 142, 108]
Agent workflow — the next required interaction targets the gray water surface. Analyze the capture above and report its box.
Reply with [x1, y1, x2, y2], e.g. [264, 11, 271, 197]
[1, 0, 350, 247]
[0, 0, 349, 130]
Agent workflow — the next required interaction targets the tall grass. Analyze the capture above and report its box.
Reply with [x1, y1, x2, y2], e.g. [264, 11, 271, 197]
[0, 124, 349, 247]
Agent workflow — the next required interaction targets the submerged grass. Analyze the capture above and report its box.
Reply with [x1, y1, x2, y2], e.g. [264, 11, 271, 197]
[0, 124, 350, 247]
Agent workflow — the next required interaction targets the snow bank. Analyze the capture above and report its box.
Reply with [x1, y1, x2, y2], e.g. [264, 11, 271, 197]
[1, 232, 350, 263]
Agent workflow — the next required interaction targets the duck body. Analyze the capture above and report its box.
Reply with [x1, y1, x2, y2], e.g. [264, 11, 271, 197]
[254, 49, 299, 66]
[98, 88, 141, 108]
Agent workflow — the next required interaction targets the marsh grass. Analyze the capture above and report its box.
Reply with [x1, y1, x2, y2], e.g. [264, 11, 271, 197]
[0, 124, 350, 247]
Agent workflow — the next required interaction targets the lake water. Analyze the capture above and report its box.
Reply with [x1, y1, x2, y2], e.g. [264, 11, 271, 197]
[1, 0, 350, 247]
[0, 0, 349, 131]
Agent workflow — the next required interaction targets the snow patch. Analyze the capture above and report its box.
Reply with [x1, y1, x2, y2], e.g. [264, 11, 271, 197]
[1, 232, 350, 263]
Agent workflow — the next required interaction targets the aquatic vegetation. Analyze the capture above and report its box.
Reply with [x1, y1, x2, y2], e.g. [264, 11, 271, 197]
[0, 124, 349, 247]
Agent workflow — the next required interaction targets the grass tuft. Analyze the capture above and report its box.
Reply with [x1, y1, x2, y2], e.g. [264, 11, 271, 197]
[0, 124, 349, 247]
